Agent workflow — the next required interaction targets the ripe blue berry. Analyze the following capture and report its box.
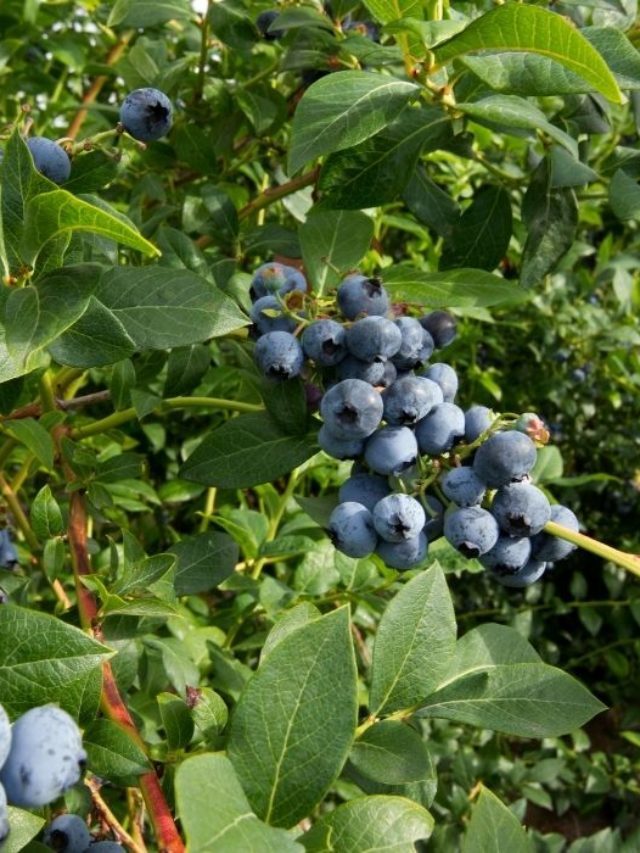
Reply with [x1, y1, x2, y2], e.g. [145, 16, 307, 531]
[491, 482, 551, 537]
[339, 473, 390, 511]
[0, 783, 8, 846]
[441, 466, 486, 507]
[419, 311, 457, 349]
[0, 704, 11, 769]
[479, 536, 532, 575]
[531, 504, 579, 562]
[491, 559, 547, 588]
[0, 706, 86, 807]
[376, 532, 428, 570]
[372, 494, 426, 543]
[0, 529, 18, 567]
[318, 425, 364, 460]
[444, 507, 499, 558]
[336, 356, 387, 385]
[119, 88, 173, 142]
[302, 320, 347, 366]
[328, 502, 377, 557]
[422, 363, 458, 402]
[464, 405, 493, 443]
[364, 426, 418, 476]
[382, 376, 443, 426]
[424, 495, 445, 540]
[337, 274, 389, 320]
[250, 295, 297, 335]
[346, 316, 402, 363]
[43, 814, 92, 853]
[472, 430, 537, 488]
[392, 318, 434, 370]
[26, 137, 71, 184]
[254, 331, 304, 380]
[256, 10, 284, 40]
[320, 379, 383, 440]
[250, 262, 307, 301]
[415, 402, 465, 455]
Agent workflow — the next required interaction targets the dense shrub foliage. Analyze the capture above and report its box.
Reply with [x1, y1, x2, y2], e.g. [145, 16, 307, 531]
[0, 0, 639, 850]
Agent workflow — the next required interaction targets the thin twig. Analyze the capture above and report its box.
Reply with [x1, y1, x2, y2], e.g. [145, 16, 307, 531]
[86, 776, 147, 853]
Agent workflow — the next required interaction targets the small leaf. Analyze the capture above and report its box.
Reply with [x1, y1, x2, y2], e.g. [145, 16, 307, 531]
[350, 720, 432, 785]
[299, 208, 374, 294]
[175, 754, 303, 852]
[3, 808, 45, 853]
[288, 71, 419, 174]
[440, 185, 512, 272]
[609, 169, 640, 221]
[5, 418, 55, 470]
[84, 719, 150, 784]
[384, 266, 528, 309]
[30, 485, 64, 540]
[170, 531, 239, 595]
[403, 166, 461, 239]
[462, 786, 533, 853]
[108, 0, 191, 28]
[158, 692, 194, 752]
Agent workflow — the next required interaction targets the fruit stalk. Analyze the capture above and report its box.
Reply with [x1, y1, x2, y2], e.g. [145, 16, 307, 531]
[545, 520, 640, 578]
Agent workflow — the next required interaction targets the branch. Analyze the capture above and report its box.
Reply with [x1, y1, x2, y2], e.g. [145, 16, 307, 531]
[1, 391, 111, 422]
[545, 520, 640, 579]
[86, 775, 147, 853]
[68, 492, 185, 853]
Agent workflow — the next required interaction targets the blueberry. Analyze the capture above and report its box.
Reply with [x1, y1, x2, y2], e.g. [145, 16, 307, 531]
[88, 844, 126, 852]
[415, 402, 465, 455]
[327, 502, 377, 557]
[339, 473, 390, 511]
[119, 88, 173, 142]
[346, 316, 402, 363]
[376, 532, 428, 570]
[364, 426, 418, 476]
[441, 466, 486, 507]
[419, 311, 457, 349]
[491, 482, 551, 537]
[254, 331, 304, 380]
[372, 494, 426, 543]
[424, 495, 445, 540]
[464, 405, 494, 443]
[43, 814, 91, 853]
[422, 363, 458, 402]
[531, 504, 579, 562]
[382, 376, 443, 426]
[256, 10, 284, 40]
[317, 425, 364, 460]
[337, 274, 389, 320]
[379, 361, 398, 388]
[336, 356, 387, 385]
[0, 704, 11, 769]
[250, 295, 297, 335]
[26, 137, 71, 184]
[250, 262, 307, 301]
[391, 318, 434, 370]
[472, 431, 537, 488]
[479, 536, 532, 575]
[0, 529, 18, 567]
[320, 379, 383, 440]
[491, 559, 547, 588]
[0, 706, 86, 807]
[302, 320, 347, 367]
[0, 782, 8, 846]
[444, 506, 499, 558]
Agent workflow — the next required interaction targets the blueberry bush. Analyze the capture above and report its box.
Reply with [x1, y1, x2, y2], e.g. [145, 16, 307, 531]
[1, 0, 639, 850]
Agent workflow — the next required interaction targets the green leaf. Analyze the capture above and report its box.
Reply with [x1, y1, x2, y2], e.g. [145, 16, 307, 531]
[5, 418, 55, 470]
[383, 266, 528, 309]
[301, 795, 433, 851]
[164, 345, 211, 397]
[350, 720, 432, 785]
[362, 0, 423, 25]
[531, 445, 564, 484]
[521, 160, 578, 288]
[22, 191, 159, 264]
[158, 692, 194, 752]
[403, 167, 461, 239]
[170, 531, 239, 595]
[440, 186, 512, 272]
[48, 296, 137, 367]
[30, 485, 64, 540]
[191, 688, 229, 742]
[457, 96, 578, 158]
[180, 413, 318, 489]
[3, 808, 45, 853]
[369, 564, 456, 715]
[84, 719, 150, 784]
[299, 208, 374, 294]
[416, 624, 606, 737]
[175, 753, 303, 852]
[108, 0, 191, 27]
[227, 608, 357, 827]
[319, 106, 452, 209]
[432, 4, 623, 105]
[261, 602, 322, 663]
[260, 377, 310, 436]
[112, 553, 176, 597]
[0, 604, 111, 720]
[462, 786, 533, 853]
[609, 169, 640, 221]
[288, 71, 419, 174]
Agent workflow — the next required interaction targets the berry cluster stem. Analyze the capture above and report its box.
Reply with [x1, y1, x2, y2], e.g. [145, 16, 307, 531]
[545, 520, 640, 579]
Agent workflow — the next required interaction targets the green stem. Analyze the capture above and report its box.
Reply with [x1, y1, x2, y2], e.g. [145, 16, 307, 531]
[39, 372, 57, 413]
[195, 1, 211, 101]
[71, 396, 263, 439]
[545, 520, 640, 579]
[250, 468, 301, 581]
[0, 472, 39, 551]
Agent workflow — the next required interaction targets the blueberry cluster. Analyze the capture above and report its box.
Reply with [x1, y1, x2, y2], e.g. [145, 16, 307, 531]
[248, 264, 579, 583]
